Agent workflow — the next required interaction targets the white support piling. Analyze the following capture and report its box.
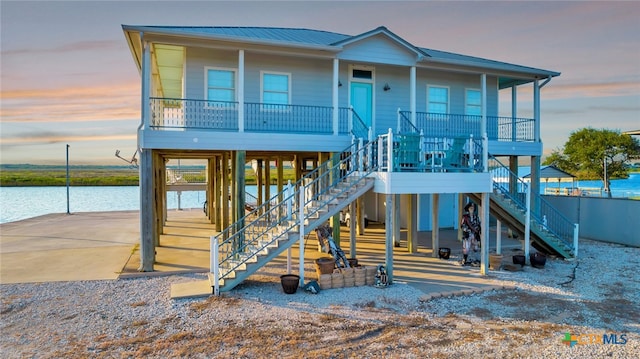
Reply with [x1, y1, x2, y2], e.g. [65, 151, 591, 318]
[211, 235, 220, 296]
[298, 188, 305, 286]
[573, 223, 579, 258]
[524, 184, 531, 264]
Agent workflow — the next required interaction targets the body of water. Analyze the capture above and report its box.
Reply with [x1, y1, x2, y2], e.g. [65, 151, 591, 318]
[1, 176, 638, 224]
[0, 185, 277, 224]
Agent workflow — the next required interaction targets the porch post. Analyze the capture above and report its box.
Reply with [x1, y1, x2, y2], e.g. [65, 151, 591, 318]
[238, 50, 245, 132]
[511, 85, 517, 141]
[333, 58, 339, 135]
[481, 73, 487, 139]
[140, 34, 151, 128]
[534, 79, 540, 142]
[410, 66, 416, 125]
[431, 194, 439, 258]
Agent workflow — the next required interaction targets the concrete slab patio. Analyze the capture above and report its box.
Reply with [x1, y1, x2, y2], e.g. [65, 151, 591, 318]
[1, 209, 524, 299]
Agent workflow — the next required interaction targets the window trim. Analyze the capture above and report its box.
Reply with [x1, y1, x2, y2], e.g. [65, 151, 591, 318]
[260, 70, 291, 111]
[426, 85, 450, 114]
[204, 66, 238, 110]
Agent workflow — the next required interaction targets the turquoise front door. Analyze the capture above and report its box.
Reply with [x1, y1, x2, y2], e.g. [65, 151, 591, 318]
[350, 82, 372, 127]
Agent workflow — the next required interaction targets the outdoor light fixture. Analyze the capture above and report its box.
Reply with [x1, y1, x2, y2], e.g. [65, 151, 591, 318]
[383, 83, 391, 91]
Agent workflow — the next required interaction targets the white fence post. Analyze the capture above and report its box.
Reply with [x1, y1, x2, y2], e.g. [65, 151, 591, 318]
[211, 235, 220, 296]
[573, 223, 579, 258]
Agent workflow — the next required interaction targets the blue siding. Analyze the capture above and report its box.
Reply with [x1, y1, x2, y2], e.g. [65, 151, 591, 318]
[338, 34, 417, 66]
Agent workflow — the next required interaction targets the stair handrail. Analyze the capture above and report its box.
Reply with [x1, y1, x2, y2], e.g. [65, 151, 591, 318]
[488, 156, 576, 253]
[214, 138, 379, 281]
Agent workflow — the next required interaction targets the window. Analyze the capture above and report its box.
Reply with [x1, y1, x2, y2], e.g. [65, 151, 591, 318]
[465, 89, 482, 116]
[427, 86, 449, 114]
[262, 72, 290, 108]
[206, 68, 236, 105]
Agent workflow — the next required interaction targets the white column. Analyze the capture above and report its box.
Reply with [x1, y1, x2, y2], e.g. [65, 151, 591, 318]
[511, 86, 517, 141]
[524, 184, 531, 264]
[333, 58, 340, 135]
[481, 74, 487, 139]
[298, 189, 305, 286]
[410, 66, 416, 125]
[211, 236, 219, 296]
[534, 79, 540, 142]
[141, 34, 151, 129]
[238, 50, 245, 132]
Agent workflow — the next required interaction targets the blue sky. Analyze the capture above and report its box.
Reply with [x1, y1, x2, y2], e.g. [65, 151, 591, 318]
[1, 0, 639, 165]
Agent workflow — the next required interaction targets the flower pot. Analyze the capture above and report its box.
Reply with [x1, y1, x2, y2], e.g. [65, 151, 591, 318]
[489, 254, 503, 270]
[530, 253, 547, 268]
[438, 247, 451, 259]
[280, 274, 300, 294]
[347, 258, 358, 267]
[512, 255, 526, 266]
[315, 258, 335, 275]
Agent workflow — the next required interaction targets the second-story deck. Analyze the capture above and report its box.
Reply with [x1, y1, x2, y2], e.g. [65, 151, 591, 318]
[144, 97, 541, 156]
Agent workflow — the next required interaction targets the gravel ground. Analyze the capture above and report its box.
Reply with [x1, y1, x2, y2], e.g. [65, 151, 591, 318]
[1, 239, 638, 358]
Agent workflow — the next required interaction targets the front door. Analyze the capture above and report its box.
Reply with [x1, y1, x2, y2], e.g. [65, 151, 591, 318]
[350, 82, 373, 127]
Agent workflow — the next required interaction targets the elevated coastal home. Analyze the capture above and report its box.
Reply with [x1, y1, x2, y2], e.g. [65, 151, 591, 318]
[122, 25, 578, 293]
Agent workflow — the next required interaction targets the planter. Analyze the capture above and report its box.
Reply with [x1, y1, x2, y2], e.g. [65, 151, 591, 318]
[489, 254, 503, 270]
[315, 258, 335, 275]
[280, 274, 300, 294]
[512, 255, 526, 266]
[438, 247, 451, 259]
[530, 253, 547, 268]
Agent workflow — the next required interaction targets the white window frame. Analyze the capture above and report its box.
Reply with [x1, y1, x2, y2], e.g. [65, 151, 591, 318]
[204, 66, 237, 109]
[426, 85, 450, 114]
[260, 71, 291, 111]
[465, 88, 482, 117]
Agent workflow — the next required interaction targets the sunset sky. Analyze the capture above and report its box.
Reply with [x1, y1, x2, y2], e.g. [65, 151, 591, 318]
[1, 0, 639, 165]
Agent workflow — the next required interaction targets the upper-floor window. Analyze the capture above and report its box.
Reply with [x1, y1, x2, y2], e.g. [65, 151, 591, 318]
[262, 72, 290, 108]
[465, 89, 482, 116]
[427, 86, 449, 114]
[206, 68, 236, 105]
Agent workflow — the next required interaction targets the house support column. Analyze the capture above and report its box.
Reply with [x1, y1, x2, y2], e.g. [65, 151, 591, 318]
[385, 193, 394, 284]
[410, 66, 416, 125]
[431, 194, 440, 257]
[356, 197, 365, 235]
[496, 219, 502, 255]
[349, 201, 356, 257]
[332, 58, 339, 135]
[214, 156, 222, 231]
[331, 153, 341, 245]
[480, 192, 490, 275]
[393, 194, 400, 248]
[256, 159, 263, 209]
[138, 148, 155, 272]
[231, 152, 237, 223]
[221, 152, 230, 232]
[235, 151, 246, 240]
[264, 157, 271, 213]
[407, 194, 417, 253]
[207, 157, 215, 224]
[457, 193, 464, 241]
[238, 50, 245, 132]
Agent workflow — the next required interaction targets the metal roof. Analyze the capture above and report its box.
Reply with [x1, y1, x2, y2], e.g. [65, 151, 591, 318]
[122, 25, 560, 87]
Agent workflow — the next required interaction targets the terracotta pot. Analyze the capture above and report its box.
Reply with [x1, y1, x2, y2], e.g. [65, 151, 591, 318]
[280, 274, 300, 294]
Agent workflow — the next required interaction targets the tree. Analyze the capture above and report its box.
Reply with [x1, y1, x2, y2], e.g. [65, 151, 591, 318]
[543, 128, 640, 197]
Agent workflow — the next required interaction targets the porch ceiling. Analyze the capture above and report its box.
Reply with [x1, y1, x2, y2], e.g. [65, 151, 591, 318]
[154, 44, 184, 99]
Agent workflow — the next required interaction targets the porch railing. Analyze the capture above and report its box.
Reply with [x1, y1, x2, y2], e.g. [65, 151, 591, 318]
[398, 110, 535, 142]
[149, 98, 367, 137]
